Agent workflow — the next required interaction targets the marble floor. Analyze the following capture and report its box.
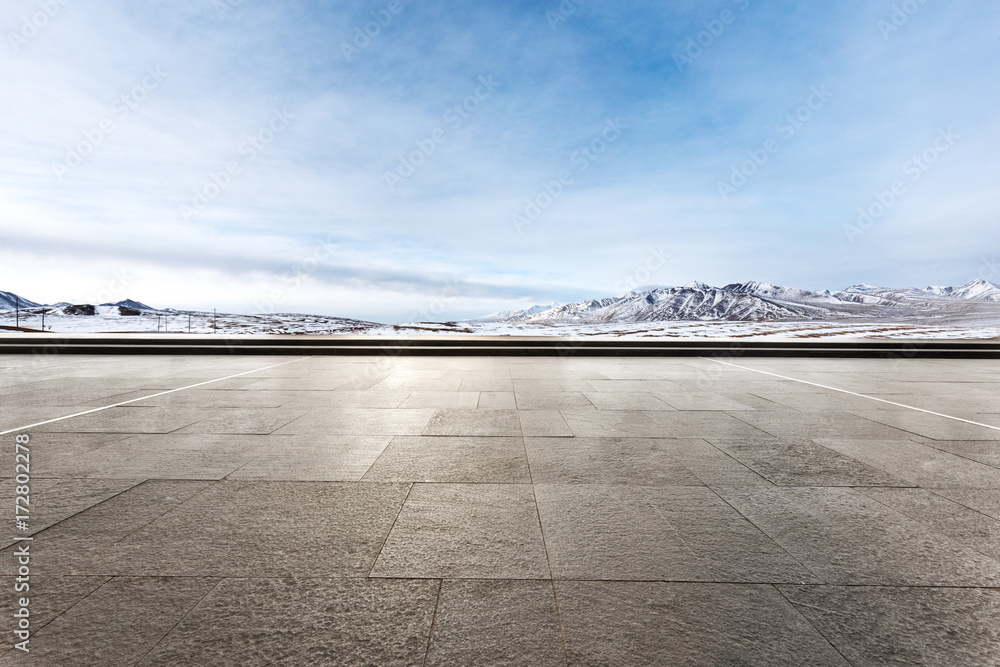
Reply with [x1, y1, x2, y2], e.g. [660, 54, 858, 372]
[1, 353, 999, 665]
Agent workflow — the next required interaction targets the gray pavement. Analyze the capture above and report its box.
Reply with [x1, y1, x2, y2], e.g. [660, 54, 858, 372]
[1, 353, 999, 665]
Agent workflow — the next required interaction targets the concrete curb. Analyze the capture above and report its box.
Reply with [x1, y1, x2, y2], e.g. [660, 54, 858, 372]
[1, 334, 998, 358]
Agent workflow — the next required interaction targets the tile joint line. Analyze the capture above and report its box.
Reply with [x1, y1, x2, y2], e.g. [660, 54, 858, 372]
[702, 357, 1000, 432]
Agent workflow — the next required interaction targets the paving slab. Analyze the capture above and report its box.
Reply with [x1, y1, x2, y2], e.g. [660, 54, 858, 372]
[0, 577, 219, 666]
[858, 487, 1000, 560]
[653, 391, 755, 411]
[274, 408, 436, 435]
[422, 408, 522, 436]
[1, 480, 215, 575]
[31, 406, 216, 434]
[815, 438, 1000, 488]
[711, 439, 912, 486]
[477, 391, 517, 409]
[425, 580, 565, 667]
[363, 436, 530, 483]
[371, 483, 549, 579]
[778, 585, 1000, 667]
[731, 410, 914, 440]
[558, 410, 665, 438]
[283, 389, 411, 408]
[458, 377, 515, 392]
[534, 484, 815, 582]
[0, 576, 110, 654]
[923, 440, 1000, 468]
[932, 488, 1000, 519]
[172, 407, 308, 434]
[36, 434, 271, 480]
[47, 481, 411, 577]
[517, 409, 573, 437]
[718, 487, 1000, 586]
[514, 392, 596, 410]
[229, 434, 392, 481]
[849, 408, 1000, 440]
[582, 391, 674, 411]
[138, 578, 439, 666]
[556, 581, 849, 666]
[400, 391, 480, 409]
[523, 437, 705, 485]
[0, 477, 143, 547]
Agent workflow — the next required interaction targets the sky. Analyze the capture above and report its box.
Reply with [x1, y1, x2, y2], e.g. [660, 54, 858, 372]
[1, 0, 998, 323]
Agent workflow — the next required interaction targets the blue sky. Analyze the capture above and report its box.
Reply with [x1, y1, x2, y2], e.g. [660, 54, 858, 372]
[2, 0, 998, 322]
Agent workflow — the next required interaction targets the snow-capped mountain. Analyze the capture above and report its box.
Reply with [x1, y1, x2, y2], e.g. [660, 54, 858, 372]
[0, 292, 155, 312]
[474, 279, 1000, 324]
[476, 283, 826, 323]
[0, 291, 41, 310]
[100, 298, 155, 310]
[922, 278, 1000, 302]
[471, 302, 561, 323]
[838, 280, 1000, 304]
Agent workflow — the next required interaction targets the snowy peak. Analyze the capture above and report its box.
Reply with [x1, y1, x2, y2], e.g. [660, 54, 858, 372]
[99, 298, 155, 310]
[0, 291, 41, 310]
[475, 283, 823, 324]
[842, 280, 1000, 303]
[923, 279, 1000, 302]
[0, 291, 158, 314]
[470, 302, 561, 323]
[723, 281, 843, 304]
[473, 279, 1000, 324]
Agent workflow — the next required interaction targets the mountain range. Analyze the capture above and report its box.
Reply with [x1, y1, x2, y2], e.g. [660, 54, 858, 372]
[4, 280, 1000, 326]
[0, 293, 154, 313]
[472, 279, 1000, 324]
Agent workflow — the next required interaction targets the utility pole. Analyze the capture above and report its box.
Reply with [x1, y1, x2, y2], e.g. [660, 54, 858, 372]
[188, 313, 191, 333]
[15, 295, 19, 328]
[41, 308, 48, 331]
[214, 308, 217, 333]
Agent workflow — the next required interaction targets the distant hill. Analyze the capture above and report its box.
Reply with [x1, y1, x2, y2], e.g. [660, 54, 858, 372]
[471, 279, 1000, 323]
[0, 291, 41, 310]
[99, 298, 155, 310]
[0, 292, 156, 311]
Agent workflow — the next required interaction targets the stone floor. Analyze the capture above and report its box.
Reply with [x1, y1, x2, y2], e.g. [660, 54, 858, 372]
[1, 353, 999, 665]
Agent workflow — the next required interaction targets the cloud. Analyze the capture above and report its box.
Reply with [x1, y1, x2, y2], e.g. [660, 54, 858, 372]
[2, 0, 999, 321]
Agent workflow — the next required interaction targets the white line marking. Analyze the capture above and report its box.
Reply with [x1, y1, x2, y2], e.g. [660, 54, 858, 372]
[703, 357, 1000, 433]
[0, 357, 312, 436]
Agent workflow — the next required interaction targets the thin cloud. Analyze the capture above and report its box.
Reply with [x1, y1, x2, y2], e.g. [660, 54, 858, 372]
[1, 1, 999, 321]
